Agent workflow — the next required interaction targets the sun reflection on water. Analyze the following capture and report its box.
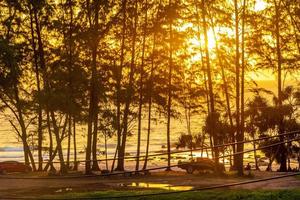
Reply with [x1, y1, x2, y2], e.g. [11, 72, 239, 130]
[129, 182, 193, 191]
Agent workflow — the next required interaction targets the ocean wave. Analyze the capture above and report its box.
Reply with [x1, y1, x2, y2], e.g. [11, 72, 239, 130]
[0, 146, 23, 152]
[0, 154, 23, 158]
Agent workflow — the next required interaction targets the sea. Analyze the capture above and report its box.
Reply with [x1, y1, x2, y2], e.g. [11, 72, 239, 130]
[0, 79, 297, 169]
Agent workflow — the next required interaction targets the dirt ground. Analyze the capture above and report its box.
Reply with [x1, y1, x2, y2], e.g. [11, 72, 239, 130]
[1, 170, 300, 199]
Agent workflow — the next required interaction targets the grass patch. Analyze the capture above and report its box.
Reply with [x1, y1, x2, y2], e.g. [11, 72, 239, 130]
[43, 189, 300, 200]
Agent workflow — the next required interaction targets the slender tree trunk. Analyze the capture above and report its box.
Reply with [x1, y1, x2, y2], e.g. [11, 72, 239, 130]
[66, 0, 75, 171]
[166, 0, 173, 171]
[136, 0, 148, 171]
[194, 0, 212, 159]
[85, 66, 94, 173]
[112, 0, 127, 172]
[240, 0, 247, 175]
[28, 2, 43, 171]
[50, 111, 67, 173]
[43, 129, 67, 171]
[85, 0, 93, 174]
[200, 133, 205, 157]
[201, 0, 218, 164]
[92, 114, 100, 171]
[30, 21, 54, 171]
[189, 112, 193, 160]
[229, 147, 233, 167]
[112, 88, 119, 172]
[209, 15, 236, 161]
[14, 85, 36, 171]
[46, 110, 55, 171]
[46, 110, 54, 171]
[86, 0, 100, 174]
[67, 116, 71, 169]
[184, 106, 193, 158]
[274, 0, 287, 172]
[143, 90, 152, 170]
[91, 33, 99, 171]
[116, 0, 137, 171]
[35, 52, 43, 171]
[111, 144, 118, 172]
[32, 1, 66, 172]
[234, 0, 243, 175]
[143, 0, 161, 171]
[33, 2, 58, 172]
[73, 117, 77, 170]
[105, 133, 108, 170]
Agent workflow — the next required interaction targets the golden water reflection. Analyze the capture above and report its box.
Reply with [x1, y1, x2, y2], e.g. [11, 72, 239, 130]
[129, 182, 193, 191]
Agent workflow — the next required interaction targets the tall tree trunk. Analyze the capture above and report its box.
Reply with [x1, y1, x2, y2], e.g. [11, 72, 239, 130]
[85, 0, 93, 175]
[166, 0, 173, 171]
[14, 85, 36, 171]
[91, 29, 100, 171]
[194, 0, 213, 158]
[105, 133, 108, 170]
[201, 0, 218, 164]
[85, 83, 94, 174]
[234, 0, 243, 175]
[240, 0, 247, 174]
[209, 15, 236, 162]
[35, 45, 43, 171]
[275, 0, 287, 172]
[43, 129, 67, 171]
[143, 0, 161, 171]
[85, 0, 100, 174]
[32, 1, 67, 172]
[50, 111, 67, 173]
[73, 117, 77, 170]
[67, 115, 71, 169]
[29, 3, 43, 171]
[66, 0, 75, 171]
[45, 110, 54, 171]
[143, 84, 152, 170]
[136, 0, 148, 171]
[92, 113, 100, 171]
[116, 0, 137, 171]
[112, 0, 127, 172]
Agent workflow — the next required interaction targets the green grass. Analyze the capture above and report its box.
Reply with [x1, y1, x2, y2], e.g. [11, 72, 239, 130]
[43, 189, 300, 200]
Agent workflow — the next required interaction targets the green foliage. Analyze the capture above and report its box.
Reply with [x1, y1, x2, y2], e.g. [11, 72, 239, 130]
[0, 38, 22, 88]
[246, 86, 300, 163]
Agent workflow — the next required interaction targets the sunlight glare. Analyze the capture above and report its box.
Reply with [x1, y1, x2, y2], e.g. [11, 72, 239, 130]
[189, 30, 216, 52]
[254, 0, 267, 12]
[207, 30, 216, 50]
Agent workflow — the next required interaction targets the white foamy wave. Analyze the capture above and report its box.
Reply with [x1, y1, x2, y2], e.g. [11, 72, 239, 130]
[0, 154, 23, 158]
[0, 146, 23, 152]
